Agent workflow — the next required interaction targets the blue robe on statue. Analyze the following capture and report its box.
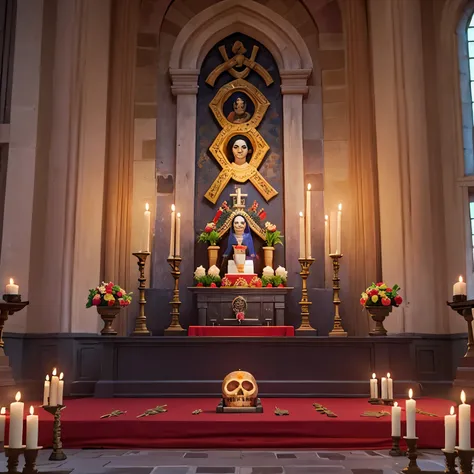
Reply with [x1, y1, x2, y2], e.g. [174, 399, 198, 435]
[223, 216, 256, 259]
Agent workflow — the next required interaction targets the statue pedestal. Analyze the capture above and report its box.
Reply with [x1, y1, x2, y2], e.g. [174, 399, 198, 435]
[188, 287, 293, 326]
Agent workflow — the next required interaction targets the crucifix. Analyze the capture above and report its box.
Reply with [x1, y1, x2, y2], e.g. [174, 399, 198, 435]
[230, 187, 247, 209]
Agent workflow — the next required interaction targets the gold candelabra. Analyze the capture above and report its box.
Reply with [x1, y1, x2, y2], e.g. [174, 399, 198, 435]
[132, 252, 151, 336]
[42, 405, 66, 461]
[328, 253, 347, 337]
[296, 258, 317, 333]
[164, 256, 186, 335]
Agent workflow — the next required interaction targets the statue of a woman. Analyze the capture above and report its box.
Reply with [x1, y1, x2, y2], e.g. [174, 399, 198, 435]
[228, 135, 252, 168]
[223, 215, 256, 259]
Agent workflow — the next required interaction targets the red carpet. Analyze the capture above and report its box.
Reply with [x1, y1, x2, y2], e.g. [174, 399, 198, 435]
[19, 397, 465, 450]
[188, 326, 295, 336]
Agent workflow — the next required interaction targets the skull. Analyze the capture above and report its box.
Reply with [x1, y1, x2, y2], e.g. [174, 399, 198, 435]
[222, 370, 258, 408]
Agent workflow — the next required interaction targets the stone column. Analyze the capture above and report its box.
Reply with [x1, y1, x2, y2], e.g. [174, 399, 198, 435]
[339, 0, 381, 335]
[280, 70, 312, 326]
[168, 69, 199, 327]
[103, 0, 140, 335]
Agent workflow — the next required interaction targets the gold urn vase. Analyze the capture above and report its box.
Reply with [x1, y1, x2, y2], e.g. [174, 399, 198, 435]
[96, 305, 121, 335]
[207, 245, 220, 268]
[367, 306, 392, 336]
[262, 246, 274, 268]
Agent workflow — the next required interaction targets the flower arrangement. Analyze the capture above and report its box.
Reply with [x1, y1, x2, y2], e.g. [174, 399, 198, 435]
[86, 282, 132, 308]
[264, 221, 283, 247]
[262, 266, 287, 288]
[360, 282, 403, 307]
[198, 222, 220, 246]
[194, 265, 221, 287]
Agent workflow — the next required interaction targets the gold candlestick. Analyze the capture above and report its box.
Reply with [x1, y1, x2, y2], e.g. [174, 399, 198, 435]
[42, 405, 66, 461]
[23, 447, 43, 474]
[296, 258, 316, 333]
[442, 449, 457, 474]
[164, 256, 186, 335]
[402, 437, 421, 473]
[132, 252, 151, 336]
[328, 253, 347, 337]
[4, 446, 25, 472]
[389, 436, 403, 456]
[457, 447, 474, 474]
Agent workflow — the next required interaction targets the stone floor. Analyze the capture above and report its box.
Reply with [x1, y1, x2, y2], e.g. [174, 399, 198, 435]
[0, 448, 450, 474]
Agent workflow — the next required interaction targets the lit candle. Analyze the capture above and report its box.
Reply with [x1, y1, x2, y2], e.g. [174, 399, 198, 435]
[459, 390, 471, 449]
[335, 203, 342, 254]
[325, 214, 331, 255]
[453, 276, 467, 296]
[305, 184, 311, 258]
[0, 407, 6, 443]
[43, 375, 50, 406]
[406, 389, 416, 438]
[299, 212, 305, 259]
[49, 368, 58, 406]
[143, 203, 151, 253]
[169, 204, 176, 257]
[26, 406, 38, 449]
[9, 391, 24, 448]
[391, 402, 401, 437]
[58, 372, 64, 405]
[5, 278, 18, 295]
[176, 213, 181, 257]
[444, 406, 456, 452]
[369, 373, 378, 399]
[381, 376, 388, 400]
[387, 373, 393, 400]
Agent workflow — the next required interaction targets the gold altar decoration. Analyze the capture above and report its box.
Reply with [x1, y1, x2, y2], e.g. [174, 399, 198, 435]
[274, 407, 289, 416]
[42, 404, 66, 461]
[132, 252, 151, 336]
[329, 254, 348, 337]
[164, 256, 185, 335]
[136, 405, 168, 418]
[100, 410, 127, 419]
[296, 258, 316, 333]
[204, 77, 278, 204]
[312, 403, 338, 418]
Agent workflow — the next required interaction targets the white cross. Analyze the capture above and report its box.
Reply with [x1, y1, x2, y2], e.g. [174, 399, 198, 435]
[230, 187, 247, 208]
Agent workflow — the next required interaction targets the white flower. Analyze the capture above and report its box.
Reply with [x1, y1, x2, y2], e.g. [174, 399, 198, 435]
[275, 266, 288, 281]
[98, 285, 106, 294]
[208, 265, 220, 277]
[262, 266, 274, 278]
[194, 266, 206, 279]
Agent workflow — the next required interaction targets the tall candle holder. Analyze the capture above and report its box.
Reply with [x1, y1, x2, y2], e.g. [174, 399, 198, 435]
[164, 256, 186, 335]
[457, 447, 474, 474]
[0, 301, 29, 356]
[132, 252, 151, 336]
[441, 449, 457, 474]
[328, 253, 347, 337]
[401, 437, 420, 473]
[447, 299, 474, 358]
[296, 258, 317, 334]
[42, 405, 66, 461]
[23, 447, 43, 474]
[389, 436, 403, 456]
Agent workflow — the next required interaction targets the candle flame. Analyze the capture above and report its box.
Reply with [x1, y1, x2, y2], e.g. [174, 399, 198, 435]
[387, 372, 391, 378]
[299, 211, 303, 217]
[307, 183, 311, 191]
[52, 368, 57, 376]
[9, 278, 13, 285]
[338, 203, 342, 211]
[394, 402, 398, 407]
[29, 406, 34, 416]
[461, 390, 466, 404]
[59, 372, 64, 380]
[45, 375, 49, 381]
[459, 276, 464, 283]
[0, 407, 5, 415]
[372, 373, 376, 379]
[177, 212, 181, 218]
[171, 204, 175, 212]
[145, 202, 149, 211]
[408, 388, 413, 399]
[15, 391, 20, 402]
[450, 406, 455, 415]
[325, 215, 328, 221]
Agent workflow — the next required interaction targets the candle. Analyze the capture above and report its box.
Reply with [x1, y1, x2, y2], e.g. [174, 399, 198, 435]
[43, 375, 50, 406]
[176, 213, 181, 257]
[335, 203, 342, 254]
[406, 388, 416, 438]
[5, 278, 18, 295]
[143, 203, 151, 253]
[369, 373, 378, 399]
[9, 391, 24, 448]
[58, 372, 64, 405]
[444, 406, 456, 452]
[0, 407, 6, 443]
[299, 212, 305, 258]
[26, 406, 38, 449]
[169, 204, 176, 257]
[453, 276, 467, 296]
[305, 184, 311, 258]
[459, 390, 471, 449]
[381, 376, 388, 400]
[387, 373, 393, 400]
[391, 402, 401, 437]
[50, 368, 58, 406]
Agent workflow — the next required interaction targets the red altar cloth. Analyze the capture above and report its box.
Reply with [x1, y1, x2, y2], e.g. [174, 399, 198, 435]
[188, 326, 295, 337]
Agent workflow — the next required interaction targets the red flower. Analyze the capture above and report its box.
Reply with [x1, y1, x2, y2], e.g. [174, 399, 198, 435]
[266, 283, 272, 288]
[119, 298, 127, 306]
[278, 284, 284, 288]
[259, 211, 267, 220]
[92, 295, 101, 306]
[376, 282, 384, 286]
[204, 222, 216, 233]
[360, 298, 367, 306]
[116, 291, 123, 298]
[255, 280, 262, 287]
[385, 288, 392, 293]
[107, 299, 115, 307]
[210, 282, 217, 288]
[381, 297, 391, 306]
[394, 295, 403, 305]
[368, 289, 378, 297]
[236, 312, 245, 321]
[196, 282, 204, 287]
